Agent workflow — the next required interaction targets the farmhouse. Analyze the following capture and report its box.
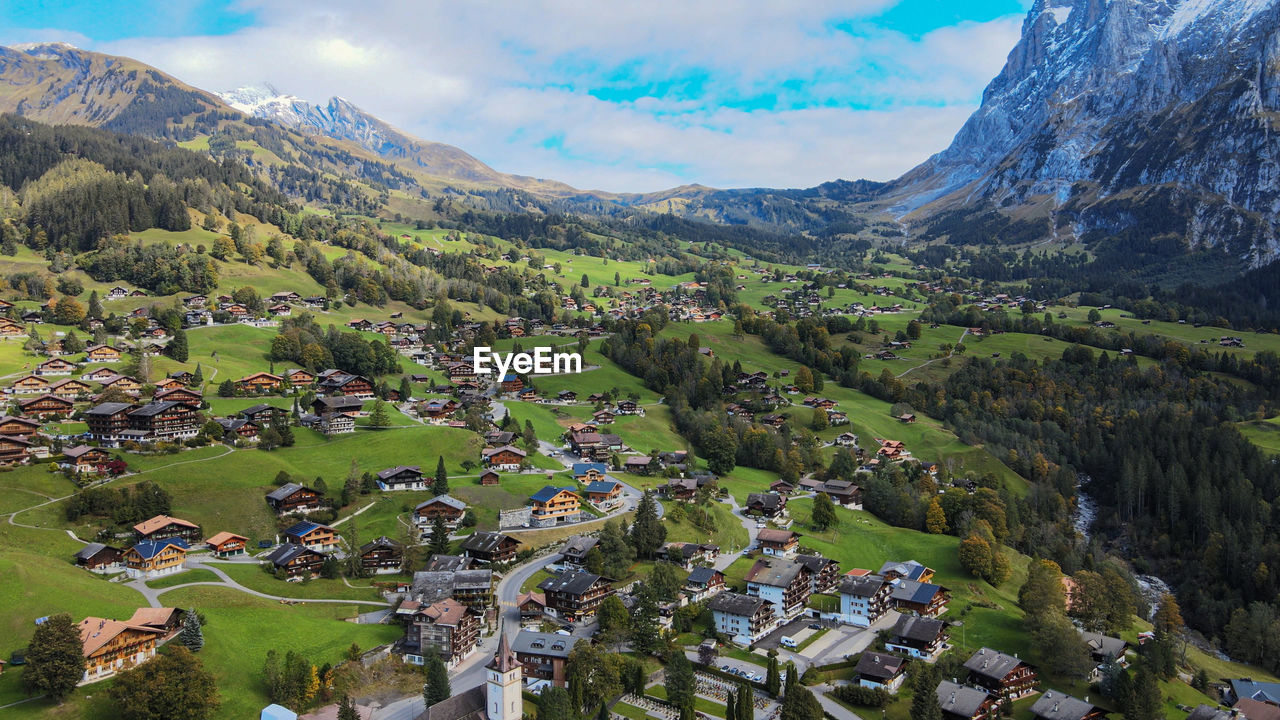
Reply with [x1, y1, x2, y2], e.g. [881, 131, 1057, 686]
[18, 394, 74, 418]
[460, 531, 521, 564]
[377, 465, 427, 491]
[360, 536, 405, 574]
[77, 616, 164, 684]
[74, 543, 123, 572]
[133, 515, 202, 543]
[235, 372, 283, 392]
[756, 528, 800, 558]
[0, 435, 32, 466]
[413, 495, 468, 533]
[965, 647, 1038, 701]
[266, 483, 324, 514]
[263, 543, 326, 579]
[856, 652, 908, 693]
[123, 537, 189, 580]
[483, 445, 526, 471]
[205, 532, 248, 558]
[885, 614, 949, 660]
[61, 445, 113, 473]
[84, 344, 124, 363]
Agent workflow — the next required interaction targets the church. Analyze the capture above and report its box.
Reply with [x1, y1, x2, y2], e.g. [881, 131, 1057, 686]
[421, 634, 523, 720]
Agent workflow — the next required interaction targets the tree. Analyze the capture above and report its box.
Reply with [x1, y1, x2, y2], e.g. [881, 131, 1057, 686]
[217, 379, 235, 397]
[1152, 593, 1183, 635]
[779, 685, 823, 720]
[581, 273, 590, 288]
[597, 520, 635, 578]
[596, 594, 630, 644]
[399, 376, 412, 401]
[794, 366, 815, 393]
[168, 329, 189, 362]
[369, 399, 390, 428]
[811, 492, 837, 530]
[1029, 611, 1093, 678]
[338, 695, 360, 720]
[180, 607, 204, 652]
[53, 296, 85, 326]
[630, 490, 665, 558]
[522, 419, 538, 449]
[538, 686, 577, 720]
[564, 642, 625, 713]
[1125, 663, 1162, 720]
[193, 363, 204, 384]
[629, 585, 662, 656]
[665, 651, 696, 719]
[424, 652, 451, 706]
[649, 562, 683, 598]
[433, 456, 449, 495]
[108, 647, 219, 720]
[22, 613, 84, 700]
[925, 497, 947, 534]
[809, 407, 827, 431]
[765, 655, 781, 696]
[909, 662, 941, 720]
[726, 689, 737, 720]
[87, 289, 103, 319]
[428, 514, 451, 556]
[1018, 559, 1066, 620]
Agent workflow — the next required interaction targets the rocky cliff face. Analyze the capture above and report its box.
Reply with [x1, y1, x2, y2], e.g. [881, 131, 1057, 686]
[892, 0, 1280, 265]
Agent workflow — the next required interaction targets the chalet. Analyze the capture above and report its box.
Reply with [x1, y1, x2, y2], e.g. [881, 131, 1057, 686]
[571, 462, 608, 483]
[538, 570, 615, 621]
[264, 543, 326, 579]
[313, 395, 365, 416]
[424, 554, 473, 572]
[359, 536, 405, 574]
[530, 486, 581, 526]
[935, 681, 999, 720]
[662, 476, 698, 501]
[709, 592, 777, 646]
[205, 532, 248, 558]
[320, 413, 356, 435]
[898, 413, 917, 423]
[518, 592, 548, 622]
[616, 400, 642, 415]
[77, 616, 164, 684]
[479, 469, 501, 486]
[460, 531, 521, 564]
[878, 439, 907, 460]
[270, 291, 303, 303]
[235, 372, 283, 393]
[857, 652, 909, 693]
[1079, 631, 1128, 666]
[880, 559, 934, 582]
[283, 520, 337, 551]
[625, 455, 657, 474]
[400, 568, 494, 611]
[402, 598, 481, 666]
[84, 344, 124, 363]
[0, 319, 24, 337]
[85, 402, 135, 442]
[82, 367, 120, 383]
[500, 374, 524, 393]
[18, 394, 73, 418]
[567, 431, 605, 459]
[0, 435, 31, 466]
[285, 368, 315, 385]
[49, 378, 92, 398]
[556, 390, 577, 402]
[61, 445, 113, 473]
[133, 515, 202, 544]
[99, 374, 142, 394]
[835, 432, 858, 446]
[74, 543, 123, 572]
[446, 362, 476, 380]
[745, 558, 812, 619]
[965, 647, 1037, 702]
[885, 614, 949, 660]
[658, 541, 719, 569]
[892, 579, 950, 617]
[216, 417, 260, 442]
[685, 566, 726, 601]
[240, 404, 285, 424]
[0, 415, 41, 438]
[591, 409, 615, 425]
[820, 479, 862, 507]
[746, 492, 787, 518]
[796, 554, 841, 594]
[377, 465, 427, 491]
[827, 411, 849, 425]
[1029, 691, 1105, 720]
[183, 295, 207, 309]
[756, 528, 800, 558]
[547, 536, 601, 576]
[584, 480, 623, 509]
[126, 401, 202, 440]
[266, 483, 324, 514]
[483, 445, 526, 471]
[512, 630, 584, 686]
[123, 537, 189, 579]
[413, 495, 468, 533]
[35, 357, 78, 376]
[840, 573, 893, 627]
[317, 372, 374, 397]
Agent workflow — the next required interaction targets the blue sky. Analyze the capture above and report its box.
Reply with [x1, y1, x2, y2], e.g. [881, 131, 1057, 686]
[0, 0, 1034, 191]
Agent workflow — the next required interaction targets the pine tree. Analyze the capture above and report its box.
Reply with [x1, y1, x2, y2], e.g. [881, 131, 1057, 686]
[783, 661, 797, 695]
[87, 290, 102, 319]
[369, 399, 390, 428]
[168, 329, 189, 362]
[399, 376, 412, 401]
[433, 456, 449, 495]
[738, 683, 753, 720]
[779, 686, 822, 720]
[909, 662, 941, 720]
[429, 514, 451, 556]
[665, 651, 696, 718]
[338, 695, 360, 720]
[765, 655, 781, 696]
[193, 363, 204, 384]
[218, 379, 235, 397]
[726, 689, 737, 720]
[180, 608, 204, 652]
[22, 613, 84, 700]
[630, 490, 665, 559]
[925, 497, 948, 534]
[424, 652, 451, 706]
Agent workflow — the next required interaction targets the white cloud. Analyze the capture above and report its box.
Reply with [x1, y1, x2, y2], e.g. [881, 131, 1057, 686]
[89, 0, 1024, 192]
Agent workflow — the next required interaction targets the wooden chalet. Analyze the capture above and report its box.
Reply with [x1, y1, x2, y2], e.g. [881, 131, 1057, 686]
[746, 492, 787, 518]
[482, 445, 526, 471]
[283, 520, 337, 551]
[479, 469, 501, 485]
[285, 368, 316, 385]
[756, 528, 800, 557]
[856, 651, 908, 693]
[376, 465, 427, 491]
[530, 486, 581, 526]
[84, 344, 124, 363]
[537, 570, 615, 622]
[965, 647, 1038, 702]
[235, 371, 283, 393]
[413, 495, 468, 528]
[584, 480, 623, 509]
[49, 378, 92, 398]
[359, 536, 405, 574]
[123, 538, 189, 579]
[0, 415, 41, 439]
[84, 401, 134, 442]
[77, 616, 164, 684]
[126, 401, 201, 440]
[133, 515, 202, 543]
[0, 435, 32, 466]
[1029, 691, 1106, 720]
[74, 543, 123, 571]
[460, 531, 520, 564]
[206, 531, 248, 557]
[153, 386, 202, 405]
[936, 680, 999, 720]
[18, 394, 74, 418]
[885, 615, 949, 660]
[35, 357, 78, 376]
[403, 598, 480, 666]
[62, 445, 113, 472]
[264, 543, 326, 579]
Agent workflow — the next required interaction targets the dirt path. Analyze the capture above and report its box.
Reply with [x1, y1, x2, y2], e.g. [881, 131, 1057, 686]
[895, 328, 968, 379]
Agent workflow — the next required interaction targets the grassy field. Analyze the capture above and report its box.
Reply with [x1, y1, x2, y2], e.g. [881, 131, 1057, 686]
[663, 499, 750, 553]
[145, 567, 220, 589]
[1238, 416, 1280, 456]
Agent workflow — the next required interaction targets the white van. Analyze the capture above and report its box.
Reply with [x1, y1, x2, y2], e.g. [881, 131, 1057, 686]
[780, 636, 798, 649]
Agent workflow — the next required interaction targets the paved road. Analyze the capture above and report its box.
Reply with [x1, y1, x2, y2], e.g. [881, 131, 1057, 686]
[123, 557, 394, 609]
[713, 495, 759, 569]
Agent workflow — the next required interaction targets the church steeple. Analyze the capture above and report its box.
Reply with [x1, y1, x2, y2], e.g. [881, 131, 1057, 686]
[486, 633, 522, 720]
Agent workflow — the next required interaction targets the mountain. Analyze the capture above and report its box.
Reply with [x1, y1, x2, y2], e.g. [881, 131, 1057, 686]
[890, 0, 1280, 267]
[218, 84, 579, 195]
